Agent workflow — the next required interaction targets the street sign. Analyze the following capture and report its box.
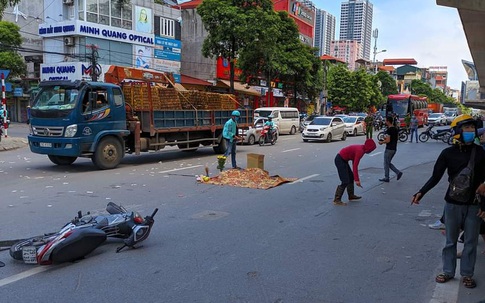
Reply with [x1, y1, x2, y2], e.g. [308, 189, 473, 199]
[0, 69, 10, 79]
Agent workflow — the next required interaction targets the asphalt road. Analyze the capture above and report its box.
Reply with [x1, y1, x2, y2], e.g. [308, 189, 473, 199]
[0, 126, 483, 303]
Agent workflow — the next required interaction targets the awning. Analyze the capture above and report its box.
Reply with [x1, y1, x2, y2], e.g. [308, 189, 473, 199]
[220, 80, 261, 96]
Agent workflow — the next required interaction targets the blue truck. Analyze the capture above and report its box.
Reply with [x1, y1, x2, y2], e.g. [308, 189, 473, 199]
[28, 66, 253, 169]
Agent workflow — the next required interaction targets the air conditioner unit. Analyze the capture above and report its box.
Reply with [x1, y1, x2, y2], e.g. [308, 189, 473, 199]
[64, 37, 75, 46]
[63, 0, 74, 5]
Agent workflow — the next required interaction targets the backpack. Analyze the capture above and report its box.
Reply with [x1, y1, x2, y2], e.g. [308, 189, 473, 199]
[448, 148, 476, 203]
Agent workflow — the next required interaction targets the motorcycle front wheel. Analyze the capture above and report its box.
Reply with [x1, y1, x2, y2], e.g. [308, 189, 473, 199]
[377, 131, 385, 141]
[258, 135, 265, 146]
[398, 131, 408, 142]
[419, 133, 429, 142]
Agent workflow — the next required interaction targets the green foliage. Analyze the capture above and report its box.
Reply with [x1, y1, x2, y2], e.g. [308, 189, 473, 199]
[410, 79, 432, 96]
[199, 0, 321, 102]
[0, 51, 25, 77]
[376, 71, 398, 97]
[0, 21, 25, 77]
[410, 79, 455, 104]
[0, 0, 21, 20]
[326, 66, 390, 112]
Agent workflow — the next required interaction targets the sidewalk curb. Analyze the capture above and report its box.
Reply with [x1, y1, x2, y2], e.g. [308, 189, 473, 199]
[0, 137, 29, 152]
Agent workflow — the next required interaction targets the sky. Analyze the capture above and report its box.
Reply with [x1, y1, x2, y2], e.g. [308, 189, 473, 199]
[314, 0, 472, 90]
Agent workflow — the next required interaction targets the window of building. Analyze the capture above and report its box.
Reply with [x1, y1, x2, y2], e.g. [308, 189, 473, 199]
[83, 0, 132, 29]
[155, 16, 175, 38]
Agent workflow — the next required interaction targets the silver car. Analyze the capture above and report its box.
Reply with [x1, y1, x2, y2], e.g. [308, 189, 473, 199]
[302, 116, 346, 142]
[238, 117, 278, 145]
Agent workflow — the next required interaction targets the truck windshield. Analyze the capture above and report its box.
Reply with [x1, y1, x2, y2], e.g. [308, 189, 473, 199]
[31, 86, 79, 112]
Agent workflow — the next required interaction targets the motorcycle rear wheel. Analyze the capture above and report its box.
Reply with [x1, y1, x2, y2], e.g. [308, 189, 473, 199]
[419, 133, 429, 142]
[10, 234, 56, 261]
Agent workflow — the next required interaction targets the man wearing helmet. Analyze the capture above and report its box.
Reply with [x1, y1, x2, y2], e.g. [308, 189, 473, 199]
[264, 115, 275, 142]
[411, 114, 485, 289]
[222, 110, 242, 169]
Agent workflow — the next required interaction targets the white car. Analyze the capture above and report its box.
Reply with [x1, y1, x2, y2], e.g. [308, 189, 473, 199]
[343, 116, 366, 136]
[427, 113, 447, 126]
[302, 116, 346, 142]
[238, 117, 278, 145]
[444, 111, 457, 125]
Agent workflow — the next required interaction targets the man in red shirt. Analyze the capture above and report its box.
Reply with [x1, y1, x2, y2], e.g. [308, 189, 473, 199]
[333, 138, 377, 205]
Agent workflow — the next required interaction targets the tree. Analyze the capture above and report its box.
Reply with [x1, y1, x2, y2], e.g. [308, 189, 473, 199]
[198, 0, 274, 94]
[410, 79, 432, 97]
[0, 21, 26, 77]
[376, 71, 398, 97]
[0, 0, 20, 20]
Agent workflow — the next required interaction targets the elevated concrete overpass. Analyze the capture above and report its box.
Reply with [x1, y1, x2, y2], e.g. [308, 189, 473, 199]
[437, 0, 485, 109]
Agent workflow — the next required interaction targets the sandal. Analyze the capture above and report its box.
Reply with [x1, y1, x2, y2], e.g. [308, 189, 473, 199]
[436, 273, 454, 283]
[462, 276, 476, 289]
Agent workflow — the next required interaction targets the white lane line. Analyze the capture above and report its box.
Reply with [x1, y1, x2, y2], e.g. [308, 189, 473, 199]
[281, 148, 301, 153]
[369, 152, 382, 157]
[429, 263, 460, 303]
[157, 165, 203, 174]
[290, 174, 319, 184]
[0, 266, 50, 287]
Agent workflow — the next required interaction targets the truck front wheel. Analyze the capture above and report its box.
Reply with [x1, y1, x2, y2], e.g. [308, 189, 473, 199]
[92, 137, 123, 169]
[48, 155, 77, 166]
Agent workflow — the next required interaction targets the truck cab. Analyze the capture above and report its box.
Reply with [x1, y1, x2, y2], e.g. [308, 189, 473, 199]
[29, 80, 129, 169]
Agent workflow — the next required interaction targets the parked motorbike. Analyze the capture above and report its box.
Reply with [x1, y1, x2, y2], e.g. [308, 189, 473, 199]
[10, 202, 158, 265]
[259, 125, 277, 146]
[419, 125, 452, 143]
[377, 127, 408, 143]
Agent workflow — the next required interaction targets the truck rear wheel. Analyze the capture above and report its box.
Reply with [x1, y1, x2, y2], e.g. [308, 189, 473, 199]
[92, 137, 122, 169]
[48, 155, 77, 166]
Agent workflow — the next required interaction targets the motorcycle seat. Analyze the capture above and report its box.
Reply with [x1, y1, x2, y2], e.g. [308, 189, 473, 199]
[94, 217, 109, 229]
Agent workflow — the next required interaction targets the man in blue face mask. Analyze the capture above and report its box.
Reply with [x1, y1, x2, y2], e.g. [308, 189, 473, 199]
[411, 114, 485, 289]
[222, 110, 242, 169]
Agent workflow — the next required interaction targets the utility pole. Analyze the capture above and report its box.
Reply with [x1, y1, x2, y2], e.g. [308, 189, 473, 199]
[88, 44, 99, 81]
[372, 28, 378, 74]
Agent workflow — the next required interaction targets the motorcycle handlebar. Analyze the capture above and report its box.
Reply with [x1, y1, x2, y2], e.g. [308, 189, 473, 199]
[149, 208, 158, 219]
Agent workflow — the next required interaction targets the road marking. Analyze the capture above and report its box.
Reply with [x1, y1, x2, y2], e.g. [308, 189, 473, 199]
[369, 152, 382, 157]
[290, 174, 319, 184]
[429, 262, 460, 303]
[157, 165, 202, 174]
[0, 266, 50, 287]
[281, 148, 301, 153]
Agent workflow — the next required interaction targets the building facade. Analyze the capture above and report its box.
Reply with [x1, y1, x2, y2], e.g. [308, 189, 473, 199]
[38, 0, 182, 82]
[422, 66, 448, 92]
[314, 9, 336, 57]
[339, 0, 373, 61]
[330, 40, 362, 71]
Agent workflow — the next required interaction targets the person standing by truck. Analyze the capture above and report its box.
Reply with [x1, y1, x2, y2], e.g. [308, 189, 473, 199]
[223, 110, 242, 169]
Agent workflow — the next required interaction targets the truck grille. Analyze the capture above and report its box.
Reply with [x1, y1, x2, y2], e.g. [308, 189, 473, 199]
[32, 126, 64, 137]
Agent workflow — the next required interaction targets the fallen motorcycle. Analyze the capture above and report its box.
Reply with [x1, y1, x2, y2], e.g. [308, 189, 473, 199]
[259, 125, 277, 146]
[10, 202, 158, 265]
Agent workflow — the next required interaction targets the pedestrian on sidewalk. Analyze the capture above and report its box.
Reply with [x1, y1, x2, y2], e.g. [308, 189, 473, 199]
[378, 116, 403, 182]
[332, 138, 376, 206]
[409, 114, 419, 143]
[411, 114, 485, 289]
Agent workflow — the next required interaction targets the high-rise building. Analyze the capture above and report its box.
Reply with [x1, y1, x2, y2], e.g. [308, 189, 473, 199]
[339, 0, 373, 60]
[314, 9, 336, 56]
[330, 40, 362, 71]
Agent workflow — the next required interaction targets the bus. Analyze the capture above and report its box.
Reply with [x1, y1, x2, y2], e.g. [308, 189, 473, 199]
[385, 94, 428, 127]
